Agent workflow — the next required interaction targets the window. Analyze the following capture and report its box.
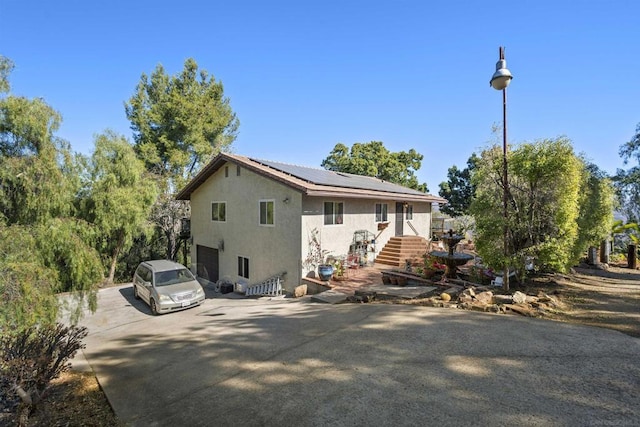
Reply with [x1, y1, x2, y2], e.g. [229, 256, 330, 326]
[375, 203, 388, 222]
[225, 166, 229, 177]
[406, 204, 413, 220]
[324, 201, 344, 225]
[259, 200, 275, 226]
[238, 256, 249, 279]
[211, 202, 226, 222]
[237, 165, 241, 176]
[135, 266, 152, 283]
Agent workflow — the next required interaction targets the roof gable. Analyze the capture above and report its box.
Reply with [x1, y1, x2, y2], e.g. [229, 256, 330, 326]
[176, 153, 447, 204]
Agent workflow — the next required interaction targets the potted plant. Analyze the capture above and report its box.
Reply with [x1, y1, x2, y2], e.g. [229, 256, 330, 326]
[303, 228, 333, 280]
[421, 254, 446, 279]
[332, 258, 347, 281]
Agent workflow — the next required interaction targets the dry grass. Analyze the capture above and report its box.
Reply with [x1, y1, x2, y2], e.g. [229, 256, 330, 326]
[22, 371, 121, 427]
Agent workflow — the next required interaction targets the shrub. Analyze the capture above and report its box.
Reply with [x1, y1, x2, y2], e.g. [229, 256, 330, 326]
[0, 323, 87, 426]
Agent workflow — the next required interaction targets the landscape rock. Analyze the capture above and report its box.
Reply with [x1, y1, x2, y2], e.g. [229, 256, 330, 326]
[294, 284, 308, 298]
[469, 303, 489, 312]
[440, 292, 451, 302]
[493, 294, 513, 305]
[458, 293, 473, 304]
[442, 287, 462, 298]
[475, 291, 494, 304]
[512, 291, 528, 304]
[488, 304, 501, 313]
[458, 302, 471, 310]
[504, 304, 537, 317]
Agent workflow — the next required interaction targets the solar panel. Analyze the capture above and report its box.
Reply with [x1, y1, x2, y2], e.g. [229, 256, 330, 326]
[252, 158, 427, 196]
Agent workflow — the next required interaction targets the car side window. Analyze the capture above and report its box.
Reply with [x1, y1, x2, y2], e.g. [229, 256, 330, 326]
[136, 266, 152, 283]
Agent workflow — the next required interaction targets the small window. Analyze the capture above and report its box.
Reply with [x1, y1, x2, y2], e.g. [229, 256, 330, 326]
[259, 200, 275, 226]
[212, 202, 226, 222]
[406, 205, 413, 220]
[375, 203, 388, 222]
[237, 165, 241, 176]
[225, 166, 229, 177]
[136, 266, 152, 283]
[238, 256, 249, 279]
[324, 201, 344, 225]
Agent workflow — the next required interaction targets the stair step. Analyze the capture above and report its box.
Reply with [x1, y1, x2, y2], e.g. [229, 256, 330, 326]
[375, 236, 429, 267]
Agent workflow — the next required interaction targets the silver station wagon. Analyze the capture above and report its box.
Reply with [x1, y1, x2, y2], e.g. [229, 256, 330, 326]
[133, 260, 205, 315]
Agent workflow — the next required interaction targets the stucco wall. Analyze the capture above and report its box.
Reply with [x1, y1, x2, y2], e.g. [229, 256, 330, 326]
[300, 197, 433, 278]
[190, 162, 303, 291]
[188, 160, 434, 292]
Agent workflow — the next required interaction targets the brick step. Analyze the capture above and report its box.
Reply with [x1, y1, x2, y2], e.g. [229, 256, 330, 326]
[375, 236, 429, 268]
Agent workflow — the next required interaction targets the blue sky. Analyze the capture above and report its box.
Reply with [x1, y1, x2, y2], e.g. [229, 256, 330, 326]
[2, 0, 639, 192]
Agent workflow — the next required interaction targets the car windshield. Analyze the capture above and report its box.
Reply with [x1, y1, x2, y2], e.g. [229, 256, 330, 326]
[154, 268, 195, 287]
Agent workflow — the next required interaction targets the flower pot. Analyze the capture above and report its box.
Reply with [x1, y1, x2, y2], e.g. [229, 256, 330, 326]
[423, 269, 436, 279]
[318, 264, 334, 281]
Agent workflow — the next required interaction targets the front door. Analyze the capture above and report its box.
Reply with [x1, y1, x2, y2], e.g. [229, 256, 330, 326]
[196, 245, 219, 283]
[395, 202, 404, 236]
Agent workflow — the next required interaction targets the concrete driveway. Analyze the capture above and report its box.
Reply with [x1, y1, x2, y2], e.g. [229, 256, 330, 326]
[75, 284, 640, 427]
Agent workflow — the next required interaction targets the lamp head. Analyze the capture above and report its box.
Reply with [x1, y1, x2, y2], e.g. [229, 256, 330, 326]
[490, 58, 512, 90]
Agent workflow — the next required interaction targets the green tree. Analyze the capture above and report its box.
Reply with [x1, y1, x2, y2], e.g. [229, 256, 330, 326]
[471, 137, 607, 274]
[572, 162, 616, 262]
[438, 153, 478, 217]
[125, 57, 239, 187]
[0, 63, 101, 331]
[0, 96, 79, 225]
[82, 130, 158, 284]
[125, 58, 239, 259]
[321, 141, 429, 192]
[614, 122, 640, 222]
[0, 55, 13, 93]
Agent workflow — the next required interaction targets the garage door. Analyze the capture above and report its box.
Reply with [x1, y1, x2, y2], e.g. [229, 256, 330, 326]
[196, 245, 219, 283]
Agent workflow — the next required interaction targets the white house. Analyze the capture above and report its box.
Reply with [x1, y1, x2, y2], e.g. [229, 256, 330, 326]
[176, 153, 446, 293]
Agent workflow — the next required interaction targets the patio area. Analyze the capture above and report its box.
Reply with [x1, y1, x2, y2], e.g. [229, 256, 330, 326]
[302, 264, 456, 303]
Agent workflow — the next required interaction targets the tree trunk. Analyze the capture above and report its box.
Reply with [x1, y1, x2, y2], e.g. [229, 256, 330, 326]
[599, 239, 610, 264]
[628, 244, 637, 269]
[107, 231, 125, 285]
[166, 229, 177, 261]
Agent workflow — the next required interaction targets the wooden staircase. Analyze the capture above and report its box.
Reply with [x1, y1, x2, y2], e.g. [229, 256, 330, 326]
[374, 236, 429, 268]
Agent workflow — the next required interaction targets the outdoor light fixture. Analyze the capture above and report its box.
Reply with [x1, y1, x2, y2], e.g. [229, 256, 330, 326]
[490, 54, 513, 90]
[490, 46, 513, 292]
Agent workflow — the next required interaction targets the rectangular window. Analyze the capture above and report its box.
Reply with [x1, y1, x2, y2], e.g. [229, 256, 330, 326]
[324, 201, 344, 225]
[375, 203, 388, 222]
[259, 200, 275, 226]
[237, 165, 241, 176]
[406, 205, 413, 220]
[225, 166, 229, 177]
[211, 202, 226, 222]
[238, 256, 249, 279]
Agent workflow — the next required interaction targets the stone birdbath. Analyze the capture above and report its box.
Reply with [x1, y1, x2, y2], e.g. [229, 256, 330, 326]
[430, 230, 474, 279]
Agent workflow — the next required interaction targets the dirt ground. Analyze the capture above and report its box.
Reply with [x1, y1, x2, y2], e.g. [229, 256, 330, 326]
[528, 264, 640, 338]
[16, 264, 640, 426]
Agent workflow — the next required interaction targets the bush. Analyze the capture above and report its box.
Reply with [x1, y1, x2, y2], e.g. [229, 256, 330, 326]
[0, 323, 87, 426]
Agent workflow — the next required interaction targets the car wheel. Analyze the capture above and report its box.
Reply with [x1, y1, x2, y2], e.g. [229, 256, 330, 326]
[133, 284, 140, 300]
[150, 298, 158, 315]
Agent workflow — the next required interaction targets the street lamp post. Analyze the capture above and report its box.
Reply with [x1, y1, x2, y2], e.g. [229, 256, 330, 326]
[490, 46, 513, 291]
